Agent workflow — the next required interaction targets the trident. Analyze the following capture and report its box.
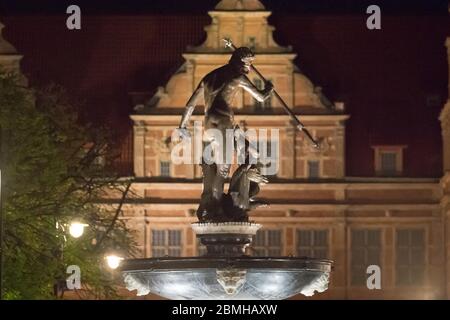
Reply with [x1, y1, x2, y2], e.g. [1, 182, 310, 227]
[223, 38, 320, 149]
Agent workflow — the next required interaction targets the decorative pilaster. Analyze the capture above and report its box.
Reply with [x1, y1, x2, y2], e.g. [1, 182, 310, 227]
[133, 121, 146, 177]
[335, 125, 346, 178]
[284, 125, 296, 178]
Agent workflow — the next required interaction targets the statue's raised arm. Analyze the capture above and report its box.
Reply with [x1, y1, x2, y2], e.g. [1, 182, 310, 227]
[179, 81, 204, 130]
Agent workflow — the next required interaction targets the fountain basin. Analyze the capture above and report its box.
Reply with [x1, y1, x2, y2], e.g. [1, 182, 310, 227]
[121, 257, 332, 300]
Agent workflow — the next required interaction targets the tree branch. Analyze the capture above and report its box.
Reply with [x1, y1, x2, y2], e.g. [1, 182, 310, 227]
[94, 180, 132, 249]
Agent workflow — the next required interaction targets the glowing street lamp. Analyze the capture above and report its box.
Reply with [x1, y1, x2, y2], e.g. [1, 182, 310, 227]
[68, 222, 88, 239]
[105, 255, 124, 270]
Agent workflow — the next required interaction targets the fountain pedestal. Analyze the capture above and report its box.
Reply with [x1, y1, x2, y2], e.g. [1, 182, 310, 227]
[192, 222, 261, 257]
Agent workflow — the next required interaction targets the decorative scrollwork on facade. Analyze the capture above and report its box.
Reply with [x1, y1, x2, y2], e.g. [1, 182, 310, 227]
[299, 135, 334, 156]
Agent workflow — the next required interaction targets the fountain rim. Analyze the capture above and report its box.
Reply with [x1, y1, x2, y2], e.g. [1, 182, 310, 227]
[119, 256, 333, 273]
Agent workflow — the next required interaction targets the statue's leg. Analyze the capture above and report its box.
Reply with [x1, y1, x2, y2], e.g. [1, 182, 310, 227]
[200, 113, 235, 221]
[197, 161, 218, 221]
[214, 114, 234, 201]
[212, 164, 228, 199]
[211, 118, 231, 212]
[229, 164, 249, 208]
[229, 164, 246, 194]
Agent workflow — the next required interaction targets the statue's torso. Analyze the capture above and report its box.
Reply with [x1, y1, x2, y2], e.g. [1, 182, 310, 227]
[203, 65, 242, 118]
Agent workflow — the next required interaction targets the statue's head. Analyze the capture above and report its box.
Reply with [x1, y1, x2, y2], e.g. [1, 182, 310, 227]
[229, 47, 255, 74]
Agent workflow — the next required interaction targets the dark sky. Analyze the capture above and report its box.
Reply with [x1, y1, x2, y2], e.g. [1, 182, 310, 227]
[0, 0, 448, 15]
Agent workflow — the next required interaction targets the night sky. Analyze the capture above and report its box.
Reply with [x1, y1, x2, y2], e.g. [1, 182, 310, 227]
[0, 0, 448, 15]
[0, 0, 449, 177]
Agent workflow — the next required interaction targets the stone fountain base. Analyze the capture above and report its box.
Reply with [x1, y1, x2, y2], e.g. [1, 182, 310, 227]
[191, 222, 261, 257]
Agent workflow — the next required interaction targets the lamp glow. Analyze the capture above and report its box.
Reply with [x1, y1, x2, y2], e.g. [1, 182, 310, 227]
[106, 255, 124, 270]
[69, 222, 88, 238]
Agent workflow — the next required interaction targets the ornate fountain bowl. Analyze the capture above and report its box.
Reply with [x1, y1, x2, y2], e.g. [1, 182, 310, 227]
[120, 222, 333, 300]
[121, 257, 332, 300]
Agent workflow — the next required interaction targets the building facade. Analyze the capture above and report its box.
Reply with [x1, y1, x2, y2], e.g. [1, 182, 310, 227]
[119, 0, 449, 299]
[1, 0, 449, 299]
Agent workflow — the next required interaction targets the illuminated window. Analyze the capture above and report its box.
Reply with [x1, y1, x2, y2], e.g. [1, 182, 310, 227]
[296, 229, 329, 259]
[160, 161, 171, 177]
[396, 229, 425, 286]
[372, 145, 407, 176]
[380, 152, 396, 175]
[308, 160, 320, 179]
[253, 229, 282, 256]
[351, 229, 382, 286]
[151, 229, 182, 257]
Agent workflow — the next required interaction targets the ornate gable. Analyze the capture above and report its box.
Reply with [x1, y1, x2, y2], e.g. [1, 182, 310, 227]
[138, 1, 339, 114]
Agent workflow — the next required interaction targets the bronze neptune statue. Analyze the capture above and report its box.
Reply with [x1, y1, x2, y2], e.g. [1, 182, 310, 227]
[176, 47, 273, 223]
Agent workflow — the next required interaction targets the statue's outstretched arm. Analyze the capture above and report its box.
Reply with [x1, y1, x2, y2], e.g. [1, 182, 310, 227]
[239, 75, 273, 102]
[179, 81, 204, 129]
